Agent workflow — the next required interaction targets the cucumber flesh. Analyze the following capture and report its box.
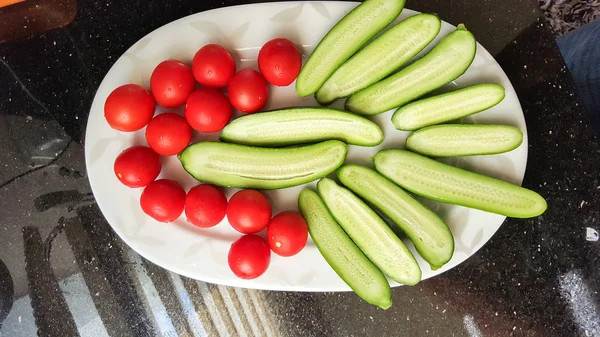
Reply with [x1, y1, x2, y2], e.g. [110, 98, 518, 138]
[337, 165, 454, 270]
[374, 149, 547, 218]
[178, 140, 347, 189]
[317, 178, 422, 285]
[392, 83, 506, 131]
[406, 124, 524, 157]
[315, 13, 441, 105]
[346, 25, 477, 115]
[298, 189, 392, 309]
[220, 107, 383, 147]
[296, 0, 406, 97]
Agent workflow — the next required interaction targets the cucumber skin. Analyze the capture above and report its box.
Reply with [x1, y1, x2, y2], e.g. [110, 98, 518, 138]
[345, 27, 477, 115]
[178, 140, 347, 190]
[220, 107, 384, 147]
[337, 165, 454, 270]
[317, 178, 422, 286]
[298, 189, 392, 309]
[315, 13, 442, 105]
[406, 124, 524, 157]
[296, 0, 406, 97]
[392, 83, 506, 131]
[373, 149, 548, 218]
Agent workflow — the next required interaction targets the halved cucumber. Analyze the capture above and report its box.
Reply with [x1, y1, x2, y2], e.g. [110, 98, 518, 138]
[178, 140, 347, 189]
[220, 107, 383, 147]
[296, 0, 406, 97]
[337, 165, 454, 270]
[317, 178, 422, 285]
[315, 13, 441, 105]
[406, 124, 523, 157]
[345, 25, 477, 115]
[374, 149, 547, 218]
[392, 83, 506, 131]
[298, 189, 392, 309]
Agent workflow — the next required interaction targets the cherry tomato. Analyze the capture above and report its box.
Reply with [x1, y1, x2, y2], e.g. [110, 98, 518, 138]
[140, 179, 186, 223]
[104, 84, 155, 132]
[185, 184, 228, 228]
[228, 234, 271, 279]
[150, 60, 195, 108]
[185, 88, 232, 133]
[258, 38, 302, 86]
[192, 44, 236, 88]
[266, 211, 308, 257]
[226, 189, 272, 234]
[228, 68, 269, 113]
[145, 113, 192, 156]
[113, 146, 161, 188]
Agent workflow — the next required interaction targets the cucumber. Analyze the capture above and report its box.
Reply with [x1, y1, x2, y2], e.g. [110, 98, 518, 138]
[337, 165, 454, 270]
[178, 140, 347, 189]
[406, 124, 523, 157]
[220, 107, 383, 147]
[315, 13, 441, 105]
[345, 25, 477, 115]
[298, 189, 392, 309]
[317, 178, 422, 285]
[392, 83, 506, 131]
[296, 0, 406, 97]
[373, 149, 547, 218]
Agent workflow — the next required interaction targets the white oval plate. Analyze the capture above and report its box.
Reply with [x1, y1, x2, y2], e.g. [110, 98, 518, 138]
[85, 1, 527, 291]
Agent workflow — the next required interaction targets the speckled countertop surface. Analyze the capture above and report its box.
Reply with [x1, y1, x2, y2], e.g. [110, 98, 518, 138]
[0, 1, 598, 337]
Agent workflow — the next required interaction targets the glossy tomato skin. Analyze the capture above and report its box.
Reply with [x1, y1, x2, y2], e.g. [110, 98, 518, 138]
[150, 60, 196, 108]
[113, 146, 161, 188]
[226, 189, 272, 234]
[185, 88, 232, 133]
[104, 84, 155, 132]
[185, 184, 228, 228]
[140, 179, 186, 223]
[228, 235, 271, 279]
[258, 38, 302, 86]
[266, 211, 308, 257]
[227, 68, 269, 114]
[145, 113, 192, 156]
[192, 44, 236, 88]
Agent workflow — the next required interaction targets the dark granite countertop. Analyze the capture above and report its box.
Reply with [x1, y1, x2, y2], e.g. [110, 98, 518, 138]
[0, 1, 598, 336]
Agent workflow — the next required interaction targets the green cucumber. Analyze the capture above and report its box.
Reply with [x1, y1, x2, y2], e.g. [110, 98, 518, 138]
[315, 13, 441, 105]
[298, 189, 392, 309]
[178, 140, 347, 189]
[220, 107, 383, 147]
[345, 25, 477, 115]
[317, 178, 422, 285]
[392, 83, 506, 131]
[374, 149, 547, 218]
[296, 0, 406, 97]
[337, 165, 454, 270]
[406, 124, 523, 157]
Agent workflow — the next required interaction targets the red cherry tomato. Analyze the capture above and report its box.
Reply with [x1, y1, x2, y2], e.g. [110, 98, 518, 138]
[185, 88, 232, 133]
[192, 44, 236, 88]
[140, 179, 186, 223]
[228, 68, 269, 114]
[150, 60, 195, 108]
[258, 38, 302, 86]
[145, 113, 192, 156]
[228, 234, 271, 279]
[185, 184, 228, 228]
[113, 146, 161, 188]
[266, 211, 308, 257]
[226, 189, 272, 234]
[104, 84, 155, 132]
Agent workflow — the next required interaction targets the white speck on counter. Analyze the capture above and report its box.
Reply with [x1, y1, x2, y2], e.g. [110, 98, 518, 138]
[559, 270, 600, 336]
[586, 228, 598, 242]
[18, 316, 22, 323]
[463, 315, 482, 337]
[407, 316, 410, 321]
[549, 130, 552, 135]
[53, 41, 56, 46]
[580, 201, 586, 208]
[524, 65, 527, 69]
